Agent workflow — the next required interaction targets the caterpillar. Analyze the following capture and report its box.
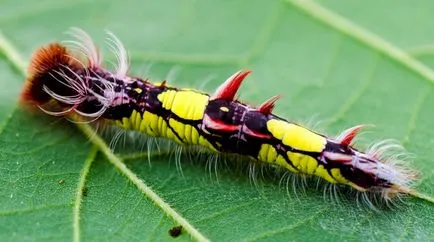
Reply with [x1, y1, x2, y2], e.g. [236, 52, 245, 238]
[20, 28, 417, 202]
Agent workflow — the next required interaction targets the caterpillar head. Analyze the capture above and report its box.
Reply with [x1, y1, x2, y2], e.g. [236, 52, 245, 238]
[20, 28, 128, 120]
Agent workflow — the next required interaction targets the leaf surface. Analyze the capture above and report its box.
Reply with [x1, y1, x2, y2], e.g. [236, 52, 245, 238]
[1, 0, 434, 241]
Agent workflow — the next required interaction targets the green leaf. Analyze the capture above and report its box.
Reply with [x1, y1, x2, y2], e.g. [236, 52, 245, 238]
[1, 0, 434, 241]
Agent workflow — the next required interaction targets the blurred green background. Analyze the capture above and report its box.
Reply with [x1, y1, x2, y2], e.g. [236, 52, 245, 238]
[1, 0, 434, 241]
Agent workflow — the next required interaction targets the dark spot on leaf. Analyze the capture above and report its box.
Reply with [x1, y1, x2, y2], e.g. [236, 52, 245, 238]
[83, 187, 88, 197]
[58, 179, 65, 184]
[168, 225, 183, 238]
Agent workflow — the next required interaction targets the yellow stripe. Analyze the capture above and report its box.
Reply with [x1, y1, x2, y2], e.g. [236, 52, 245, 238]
[267, 119, 326, 152]
[258, 144, 270, 162]
[275, 155, 299, 173]
[199, 136, 218, 152]
[158, 90, 209, 120]
[155, 89, 209, 145]
[258, 144, 278, 164]
[331, 168, 349, 184]
[122, 117, 130, 129]
[158, 90, 177, 110]
[287, 151, 318, 175]
[314, 165, 336, 184]
[141, 111, 158, 136]
[135, 110, 142, 130]
[265, 119, 329, 177]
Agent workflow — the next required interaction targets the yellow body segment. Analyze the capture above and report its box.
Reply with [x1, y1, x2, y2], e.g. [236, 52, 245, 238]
[120, 88, 216, 150]
[141, 111, 159, 136]
[199, 136, 218, 152]
[158, 89, 177, 111]
[267, 120, 326, 152]
[331, 168, 349, 184]
[258, 144, 269, 161]
[117, 117, 132, 130]
[258, 144, 277, 164]
[169, 118, 200, 144]
[156, 89, 210, 145]
[265, 119, 333, 180]
[315, 165, 336, 183]
[158, 90, 208, 120]
[287, 151, 318, 174]
[275, 155, 299, 173]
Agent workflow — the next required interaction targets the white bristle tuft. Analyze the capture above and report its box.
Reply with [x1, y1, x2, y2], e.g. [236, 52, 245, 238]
[65, 27, 101, 67]
[105, 30, 129, 78]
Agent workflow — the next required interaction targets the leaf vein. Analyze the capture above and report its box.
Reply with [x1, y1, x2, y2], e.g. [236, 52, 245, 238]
[319, 34, 343, 86]
[286, 0, 434, 84]
[73, 145, 98, 242]
[0, 204, 72, 216]
[402, 88, 431, 145]
[148, 214, 166, 242]
[326, 53, 379, 126]
[0, 32, 27, 75]
[193, 199, 257, 224]
[240, 0, 283, 66]
[247, 206, 330, 241]
[130, 52, 241, 66]
[77, 124, 210, 242]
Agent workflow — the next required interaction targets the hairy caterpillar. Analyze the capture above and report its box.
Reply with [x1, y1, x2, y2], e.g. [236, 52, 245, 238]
[20, 28, 418, 202]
